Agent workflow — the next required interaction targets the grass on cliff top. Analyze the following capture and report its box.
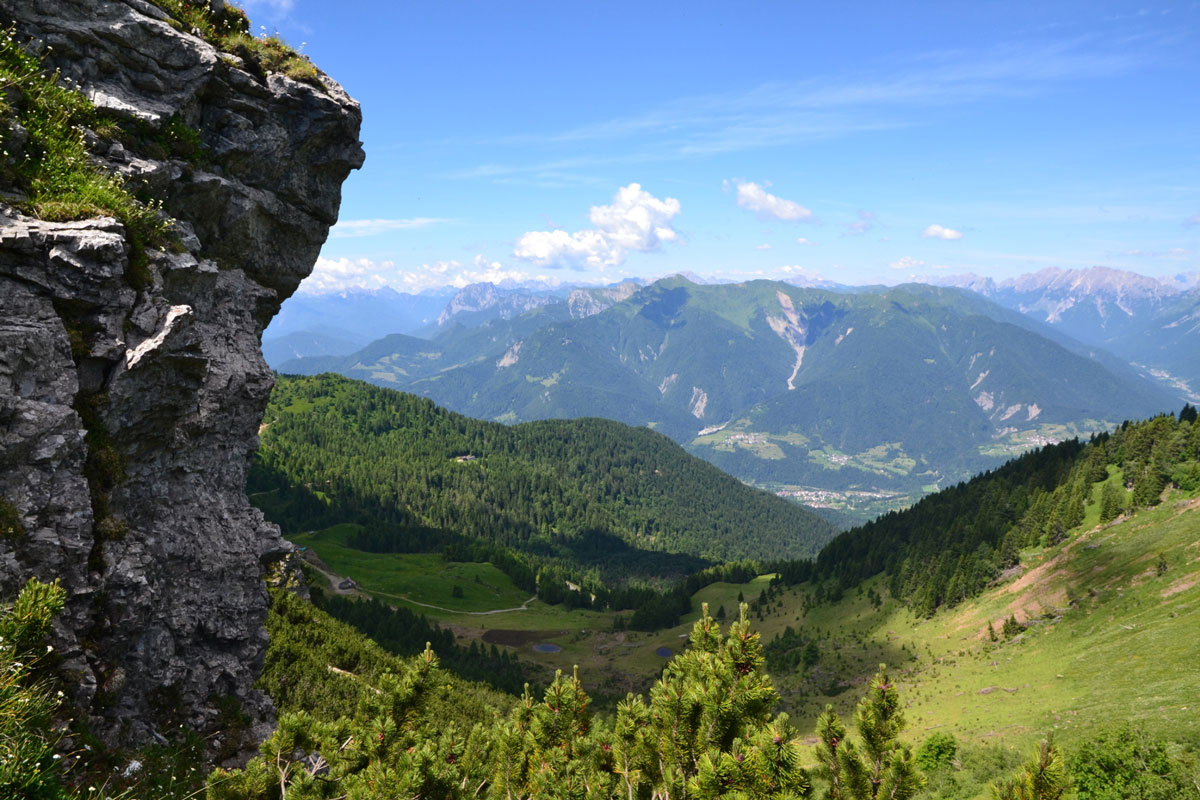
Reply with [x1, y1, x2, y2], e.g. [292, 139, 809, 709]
[0, 26, 171, 262]
[151, 0, 321, 85]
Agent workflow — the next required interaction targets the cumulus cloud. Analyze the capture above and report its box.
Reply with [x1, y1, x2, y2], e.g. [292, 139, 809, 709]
[889, 256, 926, 270]
[844, 210, 876, 236]
[513, 183, 681, 269]
[731, 180, 813, 221]
[755, 243, 773, 251]
[921, 223, 963, 240]
[330, 217, 448, 238]
[299, 257, 394, 294]
[795, 237, 815, 246]
[778, 265, 826, 280]
[297, 255, 556, 295]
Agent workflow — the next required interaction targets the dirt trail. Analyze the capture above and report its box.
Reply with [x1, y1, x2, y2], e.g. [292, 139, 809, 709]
[370, 590, 537, 616]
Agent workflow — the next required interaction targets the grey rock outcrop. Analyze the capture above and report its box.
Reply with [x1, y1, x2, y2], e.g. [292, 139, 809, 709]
[0, 0, 363, 749]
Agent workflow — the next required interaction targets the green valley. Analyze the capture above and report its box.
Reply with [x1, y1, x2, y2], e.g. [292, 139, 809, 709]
[253, 377, 1200, 759]
[280, 277, 1180, 521]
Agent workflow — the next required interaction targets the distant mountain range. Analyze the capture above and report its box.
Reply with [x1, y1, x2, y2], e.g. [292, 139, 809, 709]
[278, 275, 1183, 520]
[262, 287, 456, 365]
[936, 267, 1200, 400]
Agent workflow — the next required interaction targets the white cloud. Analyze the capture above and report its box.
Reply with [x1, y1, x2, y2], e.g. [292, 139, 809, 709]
[921, 223, 963, 240]
[844, 210, 876, 236]
[330, 217, 448, 238]
[298, 257, 393, 294]
[297, 254, 560, 295]
[755, 243, 773, 251]
[795, 237, 815, 246]
[889, 256, 926, 270]
[778, 265, 823, 278]
[732, 181, 813, 221]
[513, 183, 681, 270]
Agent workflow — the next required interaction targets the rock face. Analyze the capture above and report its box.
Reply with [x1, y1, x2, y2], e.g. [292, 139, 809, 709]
[0, 0, 363, 748]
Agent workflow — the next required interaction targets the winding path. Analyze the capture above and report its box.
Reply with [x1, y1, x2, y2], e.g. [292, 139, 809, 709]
[372, 590, 538, 616]
[302, 553, 536, 615]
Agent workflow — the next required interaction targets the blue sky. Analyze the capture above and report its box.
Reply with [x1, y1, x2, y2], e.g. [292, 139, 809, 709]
[240, 0, 1200, 294]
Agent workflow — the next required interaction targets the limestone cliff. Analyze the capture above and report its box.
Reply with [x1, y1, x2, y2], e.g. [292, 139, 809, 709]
[0, 0, 363, 748]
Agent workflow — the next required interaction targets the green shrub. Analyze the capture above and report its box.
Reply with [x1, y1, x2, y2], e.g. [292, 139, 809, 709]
[915, 731, 957, 773]
[1070, 726, 1200, 800]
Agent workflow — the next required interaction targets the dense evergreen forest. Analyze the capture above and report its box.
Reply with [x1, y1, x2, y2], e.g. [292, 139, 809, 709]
[257, 373, 835, 564]
[775, 405, 1200, 615]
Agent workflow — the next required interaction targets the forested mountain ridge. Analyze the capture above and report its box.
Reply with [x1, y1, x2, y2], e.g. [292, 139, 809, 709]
[777, 405, 1200, 616]
[280, 276, 1179, 519]
[257, 373, 836, 564]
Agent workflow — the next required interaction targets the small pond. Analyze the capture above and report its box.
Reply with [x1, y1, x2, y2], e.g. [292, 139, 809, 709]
[655, 647, 673, 658]
[531, 643, 562, 653]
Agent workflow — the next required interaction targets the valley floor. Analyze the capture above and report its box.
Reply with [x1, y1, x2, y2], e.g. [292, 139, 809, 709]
[291, 485, 1200, 755]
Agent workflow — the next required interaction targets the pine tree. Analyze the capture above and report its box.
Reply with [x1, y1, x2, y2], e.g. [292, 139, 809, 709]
[612, 603, 811, 799]
[1099, 481, 1124, 523]
[1132, 464, 1165, 508]
[991, 739, 1068, 800]
[1085, 444, 1109, 483]
[815, 665, 922, 800]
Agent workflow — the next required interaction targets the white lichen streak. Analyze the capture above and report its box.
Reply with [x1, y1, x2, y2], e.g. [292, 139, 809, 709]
[124, 305, 192, 369]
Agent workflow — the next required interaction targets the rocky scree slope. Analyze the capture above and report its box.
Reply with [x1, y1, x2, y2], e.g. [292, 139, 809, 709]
[0, 0, 362, 748]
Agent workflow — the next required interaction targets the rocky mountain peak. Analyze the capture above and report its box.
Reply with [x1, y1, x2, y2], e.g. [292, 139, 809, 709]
[436, 282, 559, 325]
[999, 266, 1179, 303]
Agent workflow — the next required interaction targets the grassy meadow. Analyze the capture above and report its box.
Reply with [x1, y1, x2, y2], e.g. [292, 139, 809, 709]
[287, 477, 1198, 755]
